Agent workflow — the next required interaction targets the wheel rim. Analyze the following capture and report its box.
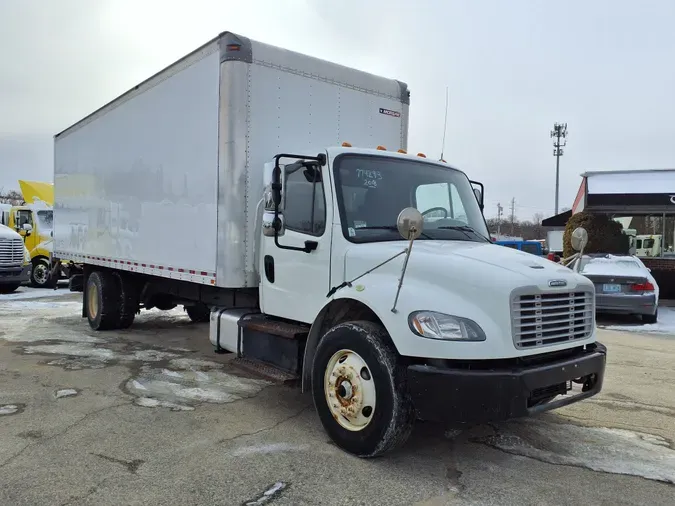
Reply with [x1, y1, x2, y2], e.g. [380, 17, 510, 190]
[324, 349, 376, 432]
[87, 283, 98, 320]
[33, 263, 48, 285]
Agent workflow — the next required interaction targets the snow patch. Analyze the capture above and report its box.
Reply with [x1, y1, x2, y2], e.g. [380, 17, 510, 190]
[134, 397, 194, 411]
[475, 420, 675, 484]
[0, 288, 73, 301]
[24, 343, 116, 361]
[0, 301, 81, 311]
[168, 358, 224, 370]
[126, 365, 270, 410]
[129, 350, 179, 362]
[1, 331, 102, 344]
[604, 306, 675, 336]
[55, 388, 78, 399]
[232, 442, 308, 457]
[0, 404, 19, 415]
[245, 482, 287, 505]
[46, 357, 108, 370]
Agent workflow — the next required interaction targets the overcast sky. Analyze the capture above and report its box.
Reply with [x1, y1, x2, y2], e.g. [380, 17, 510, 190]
[1, 0, 674, 219]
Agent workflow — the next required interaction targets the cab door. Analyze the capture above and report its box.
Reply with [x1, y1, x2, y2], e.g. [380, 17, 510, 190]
[259, 162, 333, 324]
[14, 208, 36, 252]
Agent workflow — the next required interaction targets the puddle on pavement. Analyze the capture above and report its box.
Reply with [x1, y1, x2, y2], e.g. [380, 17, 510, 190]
[471, 419, 675, 484]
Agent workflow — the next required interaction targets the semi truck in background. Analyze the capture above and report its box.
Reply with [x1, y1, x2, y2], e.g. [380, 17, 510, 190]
[52, 31, 607, 457]
[1, 180, 65, 287]
[0, 223, 32, 293]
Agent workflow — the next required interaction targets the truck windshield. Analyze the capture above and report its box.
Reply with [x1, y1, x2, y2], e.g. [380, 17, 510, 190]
[333, 154, 489, 243]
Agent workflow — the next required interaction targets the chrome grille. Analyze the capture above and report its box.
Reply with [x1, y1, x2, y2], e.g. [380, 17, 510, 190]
[0, 238, 25, 267]
[511, 290, 594, 349]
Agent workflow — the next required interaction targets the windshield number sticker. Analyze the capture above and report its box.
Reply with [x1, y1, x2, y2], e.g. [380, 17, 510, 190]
[356, 169, 382, 188]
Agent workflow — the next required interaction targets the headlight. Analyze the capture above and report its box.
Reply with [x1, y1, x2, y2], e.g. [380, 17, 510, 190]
[408, 311, 486, 341]
[23, 247, 31, 264]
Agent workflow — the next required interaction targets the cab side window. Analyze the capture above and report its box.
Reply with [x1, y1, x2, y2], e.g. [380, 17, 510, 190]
[16, 210, 33, 228]
[284, 167, 326, 236]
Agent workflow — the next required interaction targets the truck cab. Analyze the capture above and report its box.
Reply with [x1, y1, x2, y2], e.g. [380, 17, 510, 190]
[6, 204, 56, 287]
[0, 223, 32, 293]
[213, 145, 606, 456]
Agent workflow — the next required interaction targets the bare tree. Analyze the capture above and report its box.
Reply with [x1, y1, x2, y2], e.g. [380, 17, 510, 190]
[0, 188, 23, 205]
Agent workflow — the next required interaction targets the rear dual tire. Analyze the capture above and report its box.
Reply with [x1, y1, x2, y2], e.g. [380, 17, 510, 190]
[311, 321, 415, 458]
[86, 270, 138, 330]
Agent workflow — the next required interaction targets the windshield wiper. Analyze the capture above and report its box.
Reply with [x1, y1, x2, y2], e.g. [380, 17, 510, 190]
[436, 225, 490, 242]
[355, 226, 432, 239]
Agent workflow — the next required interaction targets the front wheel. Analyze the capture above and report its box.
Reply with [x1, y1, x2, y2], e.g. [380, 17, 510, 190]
[31, 258, 56, 288]
[311, 321, 415, 458]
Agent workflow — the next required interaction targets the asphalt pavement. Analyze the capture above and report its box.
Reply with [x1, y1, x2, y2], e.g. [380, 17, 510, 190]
[1, 287, 673, 505]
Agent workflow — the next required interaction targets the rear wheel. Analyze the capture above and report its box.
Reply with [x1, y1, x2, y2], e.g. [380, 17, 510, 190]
[114, 273, 139, 329]
[185, 303, 210, 322]
[86, 271, 121, 330]
[311, 321, 415, 458]
[642, 308, 658, 324]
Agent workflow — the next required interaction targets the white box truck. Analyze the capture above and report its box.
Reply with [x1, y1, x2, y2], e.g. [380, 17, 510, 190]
[53, 31, 606, 457]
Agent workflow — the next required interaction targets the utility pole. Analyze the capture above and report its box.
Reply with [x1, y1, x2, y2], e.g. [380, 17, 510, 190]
[510, 198, 515, 236]
[496, 203, 503, 236]
[550, 122, 568, 215]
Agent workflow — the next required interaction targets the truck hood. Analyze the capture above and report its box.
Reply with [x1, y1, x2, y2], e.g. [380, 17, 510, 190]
[343, 240, 581, 290]
[0, 223, 21, 240]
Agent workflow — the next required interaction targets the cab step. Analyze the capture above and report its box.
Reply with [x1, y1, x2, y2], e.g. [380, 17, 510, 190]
[231, 357, 300, 385]
[238, 315, 310, 340]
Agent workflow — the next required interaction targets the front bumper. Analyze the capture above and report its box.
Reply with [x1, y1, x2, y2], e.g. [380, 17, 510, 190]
[0, 264, 31, 284]
[595, 293, 656, 316]
[407, 343, 606, 424]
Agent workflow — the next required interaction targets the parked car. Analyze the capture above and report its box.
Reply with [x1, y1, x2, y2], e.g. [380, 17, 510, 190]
[578, 254, 659, 323]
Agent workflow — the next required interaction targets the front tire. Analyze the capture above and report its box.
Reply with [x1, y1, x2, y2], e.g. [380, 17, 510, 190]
[31, 258, 56, 288]
[86, 271, 121, 330]
[311, 321, 414, 458]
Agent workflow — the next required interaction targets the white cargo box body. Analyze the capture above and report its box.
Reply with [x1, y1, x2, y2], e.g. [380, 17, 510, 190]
[54, 32, 409, 288]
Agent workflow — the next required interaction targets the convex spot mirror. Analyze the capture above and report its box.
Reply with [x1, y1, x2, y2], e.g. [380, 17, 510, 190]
[397, 207, 424, 240]
[571, 227, 588, 252]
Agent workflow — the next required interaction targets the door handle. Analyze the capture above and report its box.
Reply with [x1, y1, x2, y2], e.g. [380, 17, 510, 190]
[304, 240, 318, 252]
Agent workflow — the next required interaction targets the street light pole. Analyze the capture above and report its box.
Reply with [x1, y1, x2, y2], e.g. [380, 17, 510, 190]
[550, 122, 568, 215]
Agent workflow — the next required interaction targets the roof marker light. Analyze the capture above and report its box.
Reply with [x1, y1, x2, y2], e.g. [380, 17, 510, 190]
[342, 142, 352, 147]
[376, 145, 387, 151]
[417, 153, 427, 158]
[397, 149, 407, 154]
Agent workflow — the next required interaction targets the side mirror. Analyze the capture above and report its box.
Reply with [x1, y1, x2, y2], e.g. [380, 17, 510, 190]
[571, 227, 588, 252]
[396, 207, 424, 240]
[470, 180, 484, 212]
[262, 212, 284, 237]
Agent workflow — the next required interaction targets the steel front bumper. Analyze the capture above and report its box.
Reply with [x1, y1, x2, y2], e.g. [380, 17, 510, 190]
[407, 343, 606, 424]
[595, 293, 656, 316]
[0, 265, 31, 284]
